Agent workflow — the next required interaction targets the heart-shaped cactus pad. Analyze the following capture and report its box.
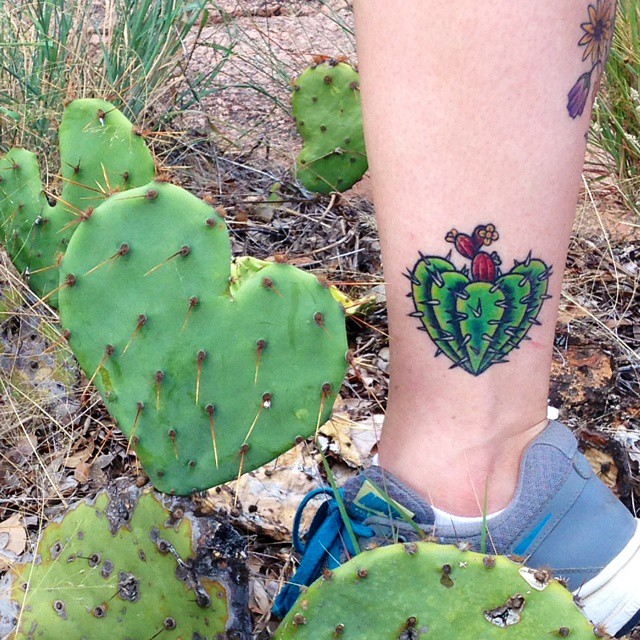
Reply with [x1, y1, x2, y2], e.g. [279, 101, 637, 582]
[407, 224, 552, 376]
[58, 182, 348, 495]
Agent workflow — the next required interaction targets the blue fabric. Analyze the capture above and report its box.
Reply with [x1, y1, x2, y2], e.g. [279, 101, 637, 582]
[272, 487, 375, 618]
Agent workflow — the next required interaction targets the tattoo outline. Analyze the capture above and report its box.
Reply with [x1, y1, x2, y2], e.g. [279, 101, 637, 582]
[405, 224, 552, 376]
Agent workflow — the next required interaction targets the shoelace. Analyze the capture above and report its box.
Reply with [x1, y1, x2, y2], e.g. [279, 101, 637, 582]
[272, 487, 375, 618]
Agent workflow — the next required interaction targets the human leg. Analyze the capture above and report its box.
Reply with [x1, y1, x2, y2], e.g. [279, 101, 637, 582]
[352, 0, 614, 515]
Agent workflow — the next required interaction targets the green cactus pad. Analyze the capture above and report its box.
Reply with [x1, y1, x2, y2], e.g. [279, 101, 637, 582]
[0, 98, 155, 306]
[58, 182, 348, 495]
[276, 543, 597, 640]
[6, 484, 250, 639]
[292, 61, 368, 194]
[410, 255, 550, 375]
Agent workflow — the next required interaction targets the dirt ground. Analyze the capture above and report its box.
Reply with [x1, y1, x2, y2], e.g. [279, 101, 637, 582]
[0, 1, 639, 638]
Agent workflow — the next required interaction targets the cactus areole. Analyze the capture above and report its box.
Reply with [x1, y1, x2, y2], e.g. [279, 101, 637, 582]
[58, 182, 348, 494]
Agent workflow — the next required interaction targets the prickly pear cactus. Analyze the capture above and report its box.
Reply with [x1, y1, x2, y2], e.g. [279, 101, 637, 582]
[0, 98, 155, 306]
[4, 483, 250, 639]
[58, 181, 348, 495]
[276, 542, 599, 640]
[292, 61, 368, 194]
[407, 224, 552, 375]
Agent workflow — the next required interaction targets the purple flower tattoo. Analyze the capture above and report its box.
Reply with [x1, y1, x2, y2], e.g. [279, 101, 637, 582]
[567, 72, 592, 118]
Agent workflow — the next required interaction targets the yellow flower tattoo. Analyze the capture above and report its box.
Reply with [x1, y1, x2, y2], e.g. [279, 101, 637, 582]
[579, 0, 615, 65]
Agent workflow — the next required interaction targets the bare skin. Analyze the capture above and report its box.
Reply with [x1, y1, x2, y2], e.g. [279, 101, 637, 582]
[353, 0, 612, 514]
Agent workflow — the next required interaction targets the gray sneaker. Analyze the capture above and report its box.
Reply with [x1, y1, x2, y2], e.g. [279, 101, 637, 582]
[273, 421, 640, 636]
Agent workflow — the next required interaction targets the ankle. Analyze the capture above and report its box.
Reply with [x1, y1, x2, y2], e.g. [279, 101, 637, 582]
[377, 417, 548, 516]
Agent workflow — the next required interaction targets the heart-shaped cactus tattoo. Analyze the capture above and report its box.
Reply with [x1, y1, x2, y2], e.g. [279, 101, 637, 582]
[407, 224, 552, 376]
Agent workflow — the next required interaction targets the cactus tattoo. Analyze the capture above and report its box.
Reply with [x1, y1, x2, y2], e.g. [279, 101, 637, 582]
[406, 224, 552, 376]
[567, 0, 616, 119]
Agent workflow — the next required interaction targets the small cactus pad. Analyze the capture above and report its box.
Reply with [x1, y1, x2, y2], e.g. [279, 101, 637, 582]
[276, 543, 598, 639]
[5, 483, 250, 639]
[408, 224, 551, 375]
[58, 182, 348, 494]
[0, 98, 155, 306]
[292, 61, 368, 194]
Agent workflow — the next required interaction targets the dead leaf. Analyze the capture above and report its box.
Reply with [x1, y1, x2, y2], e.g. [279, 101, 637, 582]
[329, 287, 377, 316]
[319, 413, 381, 468]
[249, 577, 271, 615]
[207, 445, 322, 540]
[14, 434, 37, 460]
[0, 513, 26, 571]
[319, 417, 359, 466]
[74, 460, 92, 484]
[64, 441, 94, 469]
[551, 347, 613, 407]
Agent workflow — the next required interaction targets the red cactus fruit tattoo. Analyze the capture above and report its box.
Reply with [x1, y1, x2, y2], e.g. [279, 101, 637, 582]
[445, 229, 477, 260]
[446, 224, 503, 282]
[471, 251, 497, 282]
